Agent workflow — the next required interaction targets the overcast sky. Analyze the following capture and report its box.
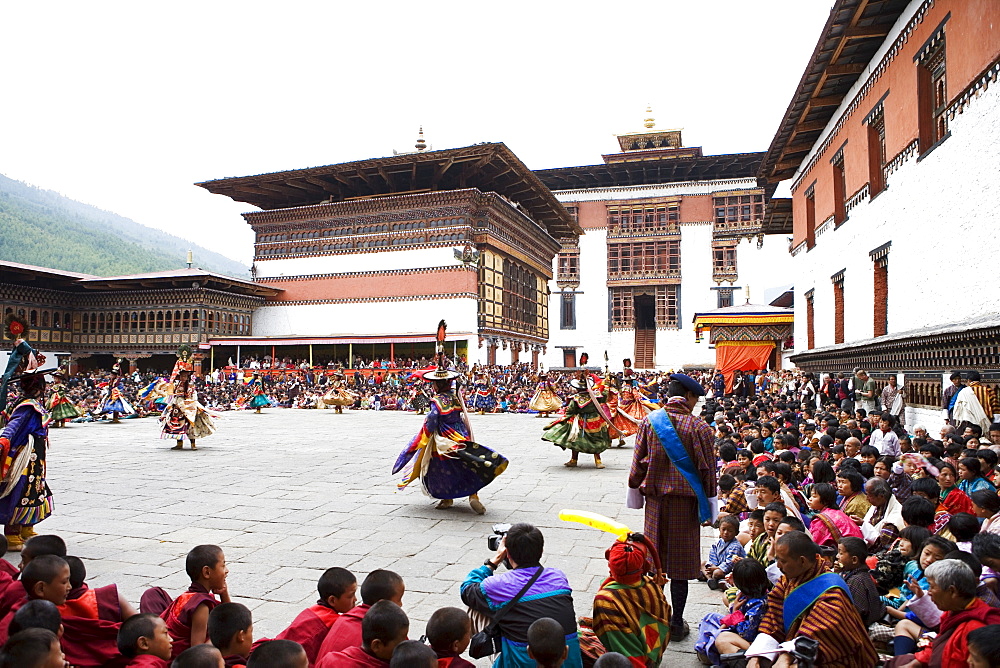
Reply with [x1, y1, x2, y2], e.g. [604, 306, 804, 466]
[1, 1, 832, 268]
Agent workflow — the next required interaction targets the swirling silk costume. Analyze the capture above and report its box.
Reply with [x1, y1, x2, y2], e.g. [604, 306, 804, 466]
[248, 377, 271, 409]
[529, 377, 563, 413]
[99, 379, 135, 416]
[160, 385, 216, 441]
[541, 388, 611, 455]
[0, 397, 53, 530]
[393, 390, 507, 499]
[46, 383, 79, 422]
[322, 379, 356, 407]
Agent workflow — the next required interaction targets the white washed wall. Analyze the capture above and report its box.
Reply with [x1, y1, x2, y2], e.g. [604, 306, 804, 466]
[792, 83, 1000, 353]
[254, 246, 464, 278]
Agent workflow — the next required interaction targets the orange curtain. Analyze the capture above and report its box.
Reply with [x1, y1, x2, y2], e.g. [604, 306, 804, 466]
[716, 341, 775, 392]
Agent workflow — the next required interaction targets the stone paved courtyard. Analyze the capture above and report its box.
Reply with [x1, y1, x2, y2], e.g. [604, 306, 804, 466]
[44, 408, 717, 665]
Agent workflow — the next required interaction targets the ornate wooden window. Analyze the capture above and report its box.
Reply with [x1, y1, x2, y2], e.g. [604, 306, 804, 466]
[560, 293, 576, 330]
[607, 203, 678, 236]
[866, 105, 886, 196]
[502, 258, 539, 335]
[805, 185, 817, 250]
[832, 269, 846, 345]
[832, 147, 847, 226]
[918, 31, 948, 153]
[805, 289, 816, 350]
[556, 238, 580, 288]
[712, 239, 738, 283]
[607, 240, 679, 277]
[713, 193, 764, 233]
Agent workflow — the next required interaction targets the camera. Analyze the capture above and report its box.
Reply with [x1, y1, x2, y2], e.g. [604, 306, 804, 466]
[487, 523, 511, 552]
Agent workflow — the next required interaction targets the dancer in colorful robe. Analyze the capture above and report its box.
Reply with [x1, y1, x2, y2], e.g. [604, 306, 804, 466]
[528, 372, 562, 418]
[98, 359, 135, 423]
[161, 347, 216, 450]
[46, 368, 79, 427]
[618, 378, 653, 425]
[603, 374, 635, 447]
[248, 373, 271, 413]
[542, 373, 612, 469]
[322, 371, 356, 414]
[0, 317, 54, 551]
[393, 321, 508, 515]
[410, 383, 430, 415]
[472, 372, 496, 415]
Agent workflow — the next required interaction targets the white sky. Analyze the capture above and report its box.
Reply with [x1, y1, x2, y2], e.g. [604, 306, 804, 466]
[0, 1, 832, 268]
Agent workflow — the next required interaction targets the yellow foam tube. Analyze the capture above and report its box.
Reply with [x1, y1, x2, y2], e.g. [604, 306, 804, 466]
[558, 509, 630, 541]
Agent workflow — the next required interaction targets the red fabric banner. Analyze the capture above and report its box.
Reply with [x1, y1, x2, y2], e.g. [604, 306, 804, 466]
[716, 341, 774, 392]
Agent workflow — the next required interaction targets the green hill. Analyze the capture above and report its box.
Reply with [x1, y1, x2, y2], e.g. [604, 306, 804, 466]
[0, 173, 249, 277]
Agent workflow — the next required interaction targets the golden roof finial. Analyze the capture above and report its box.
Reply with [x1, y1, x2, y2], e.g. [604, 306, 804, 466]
[643, 105, 655, 129]
[415, 126, 427, 152]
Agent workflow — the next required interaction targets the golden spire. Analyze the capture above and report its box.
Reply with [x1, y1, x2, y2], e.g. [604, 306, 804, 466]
[415, 126, 427, 152]
[643, 105, 655, 129]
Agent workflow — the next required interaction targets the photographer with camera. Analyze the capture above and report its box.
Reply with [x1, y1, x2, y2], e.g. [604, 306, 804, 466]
[460, 523, 583, 668]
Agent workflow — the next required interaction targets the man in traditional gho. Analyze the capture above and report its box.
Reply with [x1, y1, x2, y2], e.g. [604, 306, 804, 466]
[161, 346, 216, 451]
[542, 372, 612, 469]
[745, 531, 877, 668]
[528, 371, 562, 418]
[952, 371, 993, 435]
[393, 321, 508, 515]
[0, 315, 54, 550]
[98, 359, 135, 423]
[322, 370, 356, 414]
[45, 368, 79, 427]
[628, 373, 716, 642]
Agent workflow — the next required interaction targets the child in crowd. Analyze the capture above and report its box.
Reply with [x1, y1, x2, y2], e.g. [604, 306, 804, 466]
[0, 538, 16, 593]
[885, 536, 956, 620]
[836, 537, 885, 628]
[275, 567, 357, 666]
[696, 558, 769, 666]
[0, 536, 66, 619]
[62, 555, 137, 624]
[527, 617, 568, 668]
[317, 600, 408, 668]
[160, 545, 230, 659]
[117, 613, 173, 667]
[703, 516, 744, 590]
[8, 600, 61, 638]
[0, 555, 71, 643]
[208, 602, 253, 667]
[593, 654, 630, 667]
[0, 628, 65, 668]
[967, 625, 1000, 668]
[315, 569, 404, 660]
[424, 606, 474, 668]
[749, 504, 786, 567]
[871, 525, 929, 600]
[246, 639, 308, 668]
[388, 640, 437, 668]
[739, 510, 765, 550]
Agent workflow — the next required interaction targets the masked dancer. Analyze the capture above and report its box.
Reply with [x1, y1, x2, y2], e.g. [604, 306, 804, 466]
[528, 371, 562, 418]
[46, 368, 79, 427]
[541, 371, 613, 469]
[161, 346, 216, 450]
[393, 321, 508, 515]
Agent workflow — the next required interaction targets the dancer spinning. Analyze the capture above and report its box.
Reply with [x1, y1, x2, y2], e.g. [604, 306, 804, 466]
[248, 372, 271, 413]
[542, 371, 613, 469]
[161, 346, 216, 450]
[471, 371, 496, 415]
[322, 370, 356, 414]
[605, 373, 639, 447]
[98, 359, 135, 423]
[0, 315, 54, 550]
[393, 321, 508, 515]
[528, 370, 562, 418]
[46, 368, 79, 427]
[410, 382, 430, 415]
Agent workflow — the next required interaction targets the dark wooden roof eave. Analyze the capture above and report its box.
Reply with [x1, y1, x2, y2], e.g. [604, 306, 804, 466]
[534, 152, 766, 191]
[758, 0, 912, 184]
[196, 143, 581, 240]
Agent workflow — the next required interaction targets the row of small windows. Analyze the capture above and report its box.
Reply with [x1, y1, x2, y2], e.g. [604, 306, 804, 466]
[257, 218, 468, 243]
[257, 232, 468, 255]
[3, 308, 73, 331]
[78, 310, 249, 335]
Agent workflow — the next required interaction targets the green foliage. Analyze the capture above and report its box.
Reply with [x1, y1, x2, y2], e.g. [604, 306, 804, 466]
[0, 174, 249, 277]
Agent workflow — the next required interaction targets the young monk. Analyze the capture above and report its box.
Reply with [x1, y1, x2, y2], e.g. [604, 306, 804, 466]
[274, 567, 357, 666]
[317, 601, 408, 668]
[314, 570, 403, 661]
[246, 639, 309, 668]
[161, 545, 230, 659]
[208, 603, 253, 668]
[6, 554, 122, 667]
[0, 627, 67, 668]
[173, 643, 225, 668]
[8, 600, 62, 637]
[61, 555, 137, 624]
[0, 536, 66, 619]
[117, 613, 173, 667]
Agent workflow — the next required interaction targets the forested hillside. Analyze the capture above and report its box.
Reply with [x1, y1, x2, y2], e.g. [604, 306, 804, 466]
[0, 174, 248, 277]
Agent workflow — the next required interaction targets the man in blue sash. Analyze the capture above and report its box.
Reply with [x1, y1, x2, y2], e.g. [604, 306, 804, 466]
[628, 373, 716, 641]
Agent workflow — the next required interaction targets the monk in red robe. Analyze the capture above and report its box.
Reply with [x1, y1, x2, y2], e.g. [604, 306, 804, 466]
[314, 570, 403, 663]
[274, 567, 357, 666]
[160, 545, 230, 659]
[118, 613, 173, 668]
[316, 601, 408, 668]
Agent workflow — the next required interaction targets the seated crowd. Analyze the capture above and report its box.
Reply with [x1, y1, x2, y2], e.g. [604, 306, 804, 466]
[692, 383, 1000, 668]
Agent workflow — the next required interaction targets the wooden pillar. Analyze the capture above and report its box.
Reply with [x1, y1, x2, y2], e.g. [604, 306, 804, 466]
[309, 344, 313, 367]
[531, 348, 539, 369]
[192, 353, 204, 376]
[390, 342, 394, 364]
